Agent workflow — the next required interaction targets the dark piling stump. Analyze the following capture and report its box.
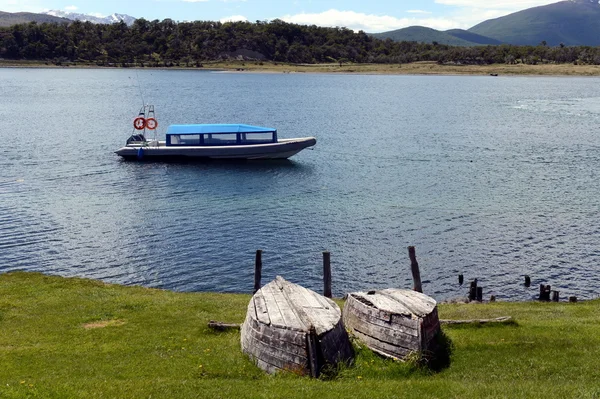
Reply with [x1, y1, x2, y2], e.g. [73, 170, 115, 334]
[458, 274, 464, 285]
[539, 284, 551, 301]
[552, 290, 559, 302]
[253, 250, 263, 294]
[408, 246, 423, 293]
[476, 287, 483, 302]
[323, 251, 332, 298]
[524, 275, 531, 287]
[569, 296, 578, 303]
[469, 280, 478, 301]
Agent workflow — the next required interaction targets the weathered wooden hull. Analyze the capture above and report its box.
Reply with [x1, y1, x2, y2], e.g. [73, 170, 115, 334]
[343, 289, 440, 359]
[241, 276, 353, 376]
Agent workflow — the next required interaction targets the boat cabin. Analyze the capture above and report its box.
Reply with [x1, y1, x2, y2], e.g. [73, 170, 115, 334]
[166, 124, 278, 147]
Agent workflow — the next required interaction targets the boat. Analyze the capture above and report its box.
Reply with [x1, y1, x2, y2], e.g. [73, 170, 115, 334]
[342, 288, 441, 360]
[241, 276, 354, 377]
[115, 105, 316, 160]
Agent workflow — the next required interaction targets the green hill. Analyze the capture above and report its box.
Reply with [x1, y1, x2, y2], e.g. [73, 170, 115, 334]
[0, 11, 70, 27]
[469, 0, 600, 46]
[445, 29, 503, 45]
[372, 26, 501, 46]
[372, 26, 479, 46]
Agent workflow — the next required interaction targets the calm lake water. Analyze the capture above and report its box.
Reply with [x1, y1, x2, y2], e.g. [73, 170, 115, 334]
[1, 68, 599, 301]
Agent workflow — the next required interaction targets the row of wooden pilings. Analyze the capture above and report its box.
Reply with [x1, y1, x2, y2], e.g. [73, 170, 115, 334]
[254, 246, 579, 302]
[460, 275, 578, 303]
[253, 246, 425, 298]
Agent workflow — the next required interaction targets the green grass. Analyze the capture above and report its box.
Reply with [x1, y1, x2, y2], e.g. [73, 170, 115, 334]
[1, 272, 599, 398]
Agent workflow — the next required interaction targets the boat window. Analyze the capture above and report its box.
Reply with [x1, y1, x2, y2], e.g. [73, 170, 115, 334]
[179, 134, 201, 145]
[240, 132, 275, 144]
[203, 133, 238, 145]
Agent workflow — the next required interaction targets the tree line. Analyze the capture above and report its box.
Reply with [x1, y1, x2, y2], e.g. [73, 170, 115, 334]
[2, 18, 600, 66]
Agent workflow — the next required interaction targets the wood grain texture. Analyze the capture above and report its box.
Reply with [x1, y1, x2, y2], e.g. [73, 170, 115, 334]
[343, 288, 441, 360]
[241, 276, 354, 376]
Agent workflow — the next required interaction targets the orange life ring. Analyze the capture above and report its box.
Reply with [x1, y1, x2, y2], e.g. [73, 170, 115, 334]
[133, 117, 146, 130]
[145, 117, 158, 130]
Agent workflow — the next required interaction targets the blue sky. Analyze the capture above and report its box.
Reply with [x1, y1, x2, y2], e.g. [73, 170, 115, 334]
[2, 0, 560, 32]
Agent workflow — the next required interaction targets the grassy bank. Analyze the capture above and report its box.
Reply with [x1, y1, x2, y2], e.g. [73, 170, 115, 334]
[1, 272, 599, 398]
[3, 59, 600, 76]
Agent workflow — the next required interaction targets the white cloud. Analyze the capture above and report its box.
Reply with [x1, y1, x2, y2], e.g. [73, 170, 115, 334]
[281, 9, 461, 32]
[220, 15, 248, 22]
[0, 0, 44, 13]
[435, 0, 553, 9]
[181, 0, 209, 2]
[407, 10, 432, 14]
[64, 5, 78, 11]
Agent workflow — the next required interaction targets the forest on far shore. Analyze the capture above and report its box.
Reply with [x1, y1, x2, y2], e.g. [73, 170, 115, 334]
[3, 18, 600, 67]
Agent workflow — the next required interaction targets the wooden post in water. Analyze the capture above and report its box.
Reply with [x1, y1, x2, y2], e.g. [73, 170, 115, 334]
[408, 246, 423, 293]
[524, 275, 531, 287]
[469, 280, 478, 301]
[323, 251, 332, 298]
[476, 287, 483, 302]
[458, 274, 464, 285]
[569, 296, 578, 303]
[552, 290, 560, 302]
[253, 250, 263, 294]
[539, 284, 551, 301]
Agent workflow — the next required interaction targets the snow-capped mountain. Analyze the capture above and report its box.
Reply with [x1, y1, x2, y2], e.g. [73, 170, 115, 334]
[43, 10, 137, 26]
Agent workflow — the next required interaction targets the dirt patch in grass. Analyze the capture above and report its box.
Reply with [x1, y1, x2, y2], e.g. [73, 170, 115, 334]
[82, 319, 126, 329]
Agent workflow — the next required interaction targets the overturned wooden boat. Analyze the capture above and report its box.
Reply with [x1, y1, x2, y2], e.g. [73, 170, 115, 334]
[343, 288, 440, 359]
[241, 276, 354, 377]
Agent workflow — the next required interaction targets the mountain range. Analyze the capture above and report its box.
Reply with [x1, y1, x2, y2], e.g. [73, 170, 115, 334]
[2, 1, 600, 46]
[375, 0, 600, 46]
[0, 11, 70, 26]
[42, 10, 136, 26]
[372, 27, 502, 47]
[0, 10, 136, 27]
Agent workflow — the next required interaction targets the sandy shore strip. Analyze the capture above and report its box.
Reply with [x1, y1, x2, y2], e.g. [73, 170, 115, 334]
[3, 60, 600, 76]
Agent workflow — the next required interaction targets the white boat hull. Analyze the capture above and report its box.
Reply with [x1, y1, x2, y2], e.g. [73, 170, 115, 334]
[115, 137, 316, 160]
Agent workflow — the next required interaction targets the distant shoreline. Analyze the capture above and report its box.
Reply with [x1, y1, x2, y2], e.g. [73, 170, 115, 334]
[2, 60, 600, 76]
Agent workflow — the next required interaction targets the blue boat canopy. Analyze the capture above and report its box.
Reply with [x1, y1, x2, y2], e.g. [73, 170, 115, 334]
[167, 124, 276, 135]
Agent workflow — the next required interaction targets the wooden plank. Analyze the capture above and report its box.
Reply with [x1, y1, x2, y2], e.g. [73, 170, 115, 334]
[344, 311, 422, 351]
[246, 315, 305, 347]
[390, 289, 437, 309]
[312, 291, 339, 313]
[379, 289, 436, 317]
[287, 279, 323, 308]
[343, 306, 419, 338]
[345, 295, 420, 331]
[261, 282, 306, 331]
[283, 283, 340, 336]
[350, 329, 415, 359]
[346, 295, 392, 322]
[259, 283, 286, 328]
[243, 332, 307, 372]
[439, 316, 512, 325]
[253, 289, 271, 325]
[241, 322, 308, 372]
[351, 292, 413, 316]
[244, 318, 307, 357]
[306, 328, 320, 378]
